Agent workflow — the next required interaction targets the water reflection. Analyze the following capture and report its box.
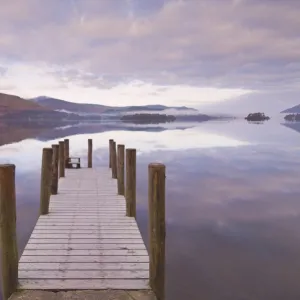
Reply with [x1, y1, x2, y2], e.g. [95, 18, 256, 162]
[1, 121, 300, 299]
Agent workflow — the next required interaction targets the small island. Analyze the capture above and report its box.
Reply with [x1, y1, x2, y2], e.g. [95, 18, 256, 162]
[245, 112, 270, 121]
[121, 113, 176, 124]
[284, 114, 300, 122]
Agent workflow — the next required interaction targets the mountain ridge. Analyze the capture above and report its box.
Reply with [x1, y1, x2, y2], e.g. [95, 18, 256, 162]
[30, 96, 198, 115]
[281, 104, 300, 114]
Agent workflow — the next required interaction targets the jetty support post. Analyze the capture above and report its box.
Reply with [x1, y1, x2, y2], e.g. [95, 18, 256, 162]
[109, 139, 114, 168]
[59, 141, 65, 178]
[117, 144, 125, 195]
[51, 144, 59, 195]
[64, 139, 69, 167]
[0, 164, 18, 300]
[111, 141, 117, 179]
[40, 148, 53, 215]
[125, 148, 136, 217]
[88, 139, 93, 168]
[148, 163, 166, 300]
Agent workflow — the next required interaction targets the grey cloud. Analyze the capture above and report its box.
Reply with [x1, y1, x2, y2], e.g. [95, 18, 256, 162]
[0, 0, 299, 90]
[0, 67, 7, 76]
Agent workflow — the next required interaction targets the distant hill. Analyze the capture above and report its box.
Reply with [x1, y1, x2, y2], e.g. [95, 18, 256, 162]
[0, 93, 102, 123]
[30, 96, 110, 114]
[0, 92, 49, 116]
[281, 105, 300, 114]
[30, 96, 198, 115]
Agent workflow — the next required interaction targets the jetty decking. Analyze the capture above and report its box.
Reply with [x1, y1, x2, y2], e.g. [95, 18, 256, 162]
[0, 139, 165, 300]
[18, 168, 149, 290]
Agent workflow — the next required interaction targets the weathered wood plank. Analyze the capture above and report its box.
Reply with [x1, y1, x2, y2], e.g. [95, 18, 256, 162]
[32, 229, 140, 234]
[19, 256, 149, 263]
[19, 270, 148, 279]
[18, 262, 149, 270]
[34, 225, 137, 229]
[30, 234, 142, 239]
[25, 243, 146, 250]
[18, 279, 150, 290]
[22, 249, 148, 256]
[28, 238, 145, 244]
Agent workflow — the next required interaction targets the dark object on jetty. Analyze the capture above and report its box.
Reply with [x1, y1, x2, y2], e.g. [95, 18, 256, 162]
[245, 112, 270, 121]
[66, 157, 81, 169]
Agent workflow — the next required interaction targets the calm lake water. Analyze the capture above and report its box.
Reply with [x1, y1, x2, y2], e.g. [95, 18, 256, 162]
[1, 119, 300, 299]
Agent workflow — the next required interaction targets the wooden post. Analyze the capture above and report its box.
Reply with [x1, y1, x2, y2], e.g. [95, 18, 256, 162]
[64, 139, 69, 167]
[109, 139, 114, 168]
[148, 163, 166, 300]
[40, 148, 53, 215]
[111, 141, 117, 179]
[0, 164, 18, 300]
[125, 148, 136, 217]
[88, 139, 93, 168]
[59, 141, 65, 178]
[117, 144, 125, 195]
[51, 144, 59, 195]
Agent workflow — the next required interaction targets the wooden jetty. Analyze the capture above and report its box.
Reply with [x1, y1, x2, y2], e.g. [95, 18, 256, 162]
[0, 139, 165, 300]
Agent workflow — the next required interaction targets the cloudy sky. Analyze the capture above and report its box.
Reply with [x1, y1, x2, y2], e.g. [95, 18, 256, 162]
[0, 0, 299, 113]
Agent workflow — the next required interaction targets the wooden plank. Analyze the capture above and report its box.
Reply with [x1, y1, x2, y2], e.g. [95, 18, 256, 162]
[22, 249, 148, 256]
[30, 234, 142, 239]
[18, 279, 150, 290]
[37, 218, 136, 222]
[47, 212, 126, 215]
[19, 255, 149, 263]
[19, 270, 149, 279]
[18, 262, 149, 270]
[34, 225, 137, 229]
[25, 243, 146, 250]
[36, 222, 137, 226]
[28, 239, 145, 244]
[32, 229, 140, 234]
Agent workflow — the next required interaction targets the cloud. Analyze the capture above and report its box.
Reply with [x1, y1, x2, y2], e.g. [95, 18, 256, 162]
[0, 0, 299, 106]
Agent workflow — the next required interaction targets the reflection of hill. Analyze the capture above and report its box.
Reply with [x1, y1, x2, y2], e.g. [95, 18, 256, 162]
[0, 122, 193, 146]
[281, 122, 300, 134]
[0, 123, 44, 146]
[36, 123, 192, 141]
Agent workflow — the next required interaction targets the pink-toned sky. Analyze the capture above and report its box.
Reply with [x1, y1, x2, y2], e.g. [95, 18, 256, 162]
[0, 0, 299, 113]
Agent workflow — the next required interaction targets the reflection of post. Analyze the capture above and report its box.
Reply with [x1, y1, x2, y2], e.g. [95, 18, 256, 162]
[51, 144, 59, 195]
[64, 139, 69, 167]
[148, 163, 166, 300]
[40, 148, 53, 215]
[59, 141, 65, 178]
[109, 139, 114, 168]
[0, 164, 18, 300]
[111, 141, 117, 179]
[125, 148, 136, 217]
[117, 144, 125, 195]
[88, 139, 93, 168]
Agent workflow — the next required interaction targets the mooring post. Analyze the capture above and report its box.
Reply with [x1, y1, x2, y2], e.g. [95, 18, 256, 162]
[88, 139, 93, 168]
[51, 144, 59, 195]
[125, 148, 136, 217]
[59, 141, 65, 178]
[0, 164, 18, 300]
[109, 139, 114, 168]
[111, 141, 117, 179]
[64, 139, 69, 167]
[117, 144, 125, 195]
[40, 148, 53, 215]
[148, 163, 166, 300]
